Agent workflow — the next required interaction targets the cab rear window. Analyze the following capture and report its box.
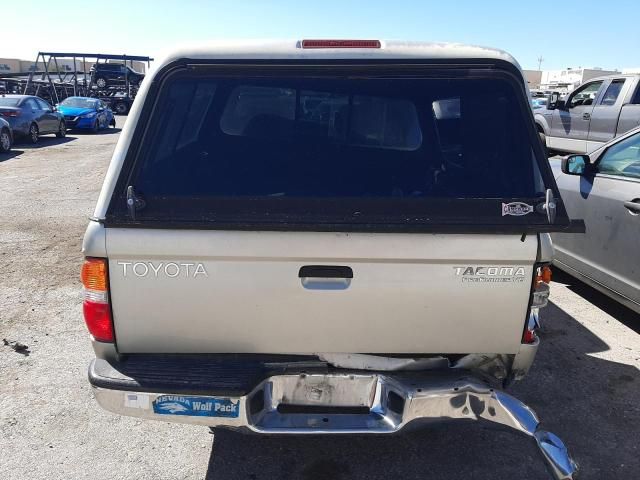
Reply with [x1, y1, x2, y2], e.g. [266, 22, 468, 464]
[219, 86, 421, 151]
[111, 65, 558, 231]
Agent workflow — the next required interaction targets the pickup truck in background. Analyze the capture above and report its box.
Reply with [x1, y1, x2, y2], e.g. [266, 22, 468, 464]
[535, 74, 640, 154]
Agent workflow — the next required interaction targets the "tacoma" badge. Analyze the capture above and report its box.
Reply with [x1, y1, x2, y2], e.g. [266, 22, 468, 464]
[454, 266, 527, 283]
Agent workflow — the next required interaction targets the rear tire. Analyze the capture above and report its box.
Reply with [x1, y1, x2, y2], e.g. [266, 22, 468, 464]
[114, 102, 128, 115]
[0, 128, 11, 152]
[109, 118, 116, 128]
[55, 121, 66, 138]
[28, 123, 39, 144]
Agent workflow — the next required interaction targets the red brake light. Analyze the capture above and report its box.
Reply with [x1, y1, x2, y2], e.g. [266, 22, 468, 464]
[301, 39, 381, 49]
[83, 301, 114, 342]
[81, 258, 114, 343]
[522, 328, 537, 344]
[0, 110, 20, 117]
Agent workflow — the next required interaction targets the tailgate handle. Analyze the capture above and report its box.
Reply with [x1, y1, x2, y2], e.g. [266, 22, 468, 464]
[299, 265, 353, 279]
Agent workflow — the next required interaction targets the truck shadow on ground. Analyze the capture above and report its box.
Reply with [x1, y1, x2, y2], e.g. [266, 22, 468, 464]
[552, 268, 640, 333]
[205, 298, 639, 480]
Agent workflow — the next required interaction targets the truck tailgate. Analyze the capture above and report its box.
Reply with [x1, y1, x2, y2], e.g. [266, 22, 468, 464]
[107, 230, 536, 354]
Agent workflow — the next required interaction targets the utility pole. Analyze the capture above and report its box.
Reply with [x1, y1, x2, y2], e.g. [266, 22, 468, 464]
[537, 56, 544, 71]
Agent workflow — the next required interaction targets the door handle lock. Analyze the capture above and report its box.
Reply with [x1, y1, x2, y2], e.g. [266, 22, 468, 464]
[623, 200, 640, 215]
[582, 113, 591, 120]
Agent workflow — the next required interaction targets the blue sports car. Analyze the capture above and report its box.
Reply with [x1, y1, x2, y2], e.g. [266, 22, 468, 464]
[57, 97, 116, 132]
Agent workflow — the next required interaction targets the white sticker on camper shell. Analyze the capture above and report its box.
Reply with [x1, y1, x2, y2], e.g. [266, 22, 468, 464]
[124, 393, 150, 410]
[502, 202, 534, 216]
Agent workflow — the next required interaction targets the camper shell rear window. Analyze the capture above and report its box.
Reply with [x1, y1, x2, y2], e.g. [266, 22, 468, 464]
[107, 62, 567, 232]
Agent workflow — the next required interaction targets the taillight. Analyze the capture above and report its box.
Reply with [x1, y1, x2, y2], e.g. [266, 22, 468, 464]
[301, 39, 382, 49]
[0, 110, 20, 117]
[522, 264, 552, 344]
[81, 258, 114, 342]
[532, 264, 552, 308]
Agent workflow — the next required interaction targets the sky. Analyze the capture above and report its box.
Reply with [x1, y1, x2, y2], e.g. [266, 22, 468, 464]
[2, 0, 639, 71]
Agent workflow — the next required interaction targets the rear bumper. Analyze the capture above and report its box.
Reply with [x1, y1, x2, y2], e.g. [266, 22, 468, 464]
[89, 357, 576, 479]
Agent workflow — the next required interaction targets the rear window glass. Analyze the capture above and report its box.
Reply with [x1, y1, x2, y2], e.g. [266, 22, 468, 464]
[0, 97, 20, 107]
[123, 69, 549, 228]
[600, 80, 624, 106]
[220, 86, 296, 136]
[219, 86, 421, 150]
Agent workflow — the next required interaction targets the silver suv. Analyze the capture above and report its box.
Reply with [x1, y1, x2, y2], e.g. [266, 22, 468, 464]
[82, 40, 580, 479]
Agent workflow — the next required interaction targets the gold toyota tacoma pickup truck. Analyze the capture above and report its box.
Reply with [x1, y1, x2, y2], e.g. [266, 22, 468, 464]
[81, 39, 582, 479]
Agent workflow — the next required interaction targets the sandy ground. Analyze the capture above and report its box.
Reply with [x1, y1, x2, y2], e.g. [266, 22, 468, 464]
[0, 119, 638, 479]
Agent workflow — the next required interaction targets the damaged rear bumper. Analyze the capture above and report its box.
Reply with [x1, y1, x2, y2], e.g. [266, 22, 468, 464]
[90, 358, 577, 479]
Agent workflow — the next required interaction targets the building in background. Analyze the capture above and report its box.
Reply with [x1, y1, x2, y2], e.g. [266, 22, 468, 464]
[1, 57, 147, 75]
[0, 58, 22, 74]
[523, 68, 619, 94]
[523, 70, 542, 89]
[539, 67, 619, 93]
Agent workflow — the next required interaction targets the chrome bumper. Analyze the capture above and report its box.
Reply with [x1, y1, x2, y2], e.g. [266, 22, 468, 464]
[93, 372, 577, 479]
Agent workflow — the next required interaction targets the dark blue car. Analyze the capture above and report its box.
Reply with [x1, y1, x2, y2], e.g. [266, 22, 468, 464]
[0, 94, 66, 143]
[57, 97, 116, 132]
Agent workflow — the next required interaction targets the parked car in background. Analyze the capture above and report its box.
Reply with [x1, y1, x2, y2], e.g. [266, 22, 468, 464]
[535, 74, 640, 154]
[551, 126, 640, 313]
[0, 117, 13, 153]
[90, 63, 144, 88]
[532, 98, 548, 110]
[0, 94, 66, 144]
[58, 97, 115, 132]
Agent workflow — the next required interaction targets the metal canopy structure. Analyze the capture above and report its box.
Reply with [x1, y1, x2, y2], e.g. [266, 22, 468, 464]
[8, 51, 154, 112]
[37, 52, 153, 62]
